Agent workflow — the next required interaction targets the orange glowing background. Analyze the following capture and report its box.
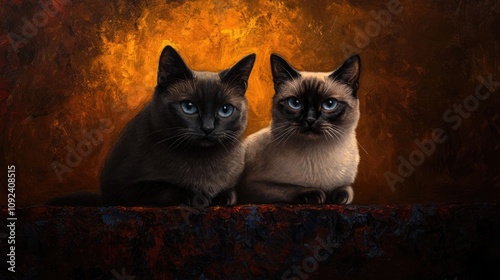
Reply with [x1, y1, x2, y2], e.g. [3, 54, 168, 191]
[1, 0, 499, 205]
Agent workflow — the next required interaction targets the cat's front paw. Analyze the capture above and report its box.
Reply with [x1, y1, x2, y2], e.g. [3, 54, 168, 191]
[211, 189, 237, 206]
[293, 188, 326, 204]
[185, 191, 211, 208]
[328, 186, 354, 205]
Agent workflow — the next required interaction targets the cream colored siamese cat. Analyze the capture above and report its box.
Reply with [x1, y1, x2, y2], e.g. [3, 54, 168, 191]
[237, 54, 361, 205]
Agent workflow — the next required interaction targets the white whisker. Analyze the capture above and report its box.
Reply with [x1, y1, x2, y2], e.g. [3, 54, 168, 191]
[357, 140, 369, 155]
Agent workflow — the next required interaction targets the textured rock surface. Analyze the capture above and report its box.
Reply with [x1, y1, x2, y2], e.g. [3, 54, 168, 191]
[1, 204, 499, 279]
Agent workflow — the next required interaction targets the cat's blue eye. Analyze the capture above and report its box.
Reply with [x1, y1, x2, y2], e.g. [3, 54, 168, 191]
[218, 104, 234, 118]
[321, 98, 338, 111]
[287, 97, 302, 109]
[180, 100, 198, 115]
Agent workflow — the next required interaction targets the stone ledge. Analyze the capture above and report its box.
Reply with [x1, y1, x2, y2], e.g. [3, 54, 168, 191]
[1, 204, 499, 279]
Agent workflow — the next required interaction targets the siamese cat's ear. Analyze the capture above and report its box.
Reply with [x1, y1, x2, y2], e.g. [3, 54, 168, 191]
[270, 54, 300, 92]
[219, 53, 256, 93]
[157, 46, 193, 87]
[329, 55, 361, 96]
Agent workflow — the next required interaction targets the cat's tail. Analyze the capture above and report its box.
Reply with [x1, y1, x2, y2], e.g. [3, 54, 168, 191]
[46, 191, 103, 206]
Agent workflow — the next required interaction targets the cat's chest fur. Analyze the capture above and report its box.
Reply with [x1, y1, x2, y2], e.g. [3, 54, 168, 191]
[144, 145, 245, 196]
[245, 127, 359, 190]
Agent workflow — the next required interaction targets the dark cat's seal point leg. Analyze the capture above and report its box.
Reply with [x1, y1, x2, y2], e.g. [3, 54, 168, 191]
[293, 188, 326, 204]
[327, 186, 354, 205]
[211, 188, 237, 206]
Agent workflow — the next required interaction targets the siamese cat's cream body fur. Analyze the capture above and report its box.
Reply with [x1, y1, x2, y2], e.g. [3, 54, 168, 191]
[244, 125, 359, 191]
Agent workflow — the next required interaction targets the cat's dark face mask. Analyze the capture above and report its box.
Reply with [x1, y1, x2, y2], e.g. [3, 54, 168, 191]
[270, 54, 361, 142]
[151, 46, 255, 150]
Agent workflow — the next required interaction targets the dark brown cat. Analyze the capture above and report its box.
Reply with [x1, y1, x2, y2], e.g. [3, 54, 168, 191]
[49, 46, 256, 207]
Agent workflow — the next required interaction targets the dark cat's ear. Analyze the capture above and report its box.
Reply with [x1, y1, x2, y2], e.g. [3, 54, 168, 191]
[157, 46, 193, 87]
[270, 54, 300, 92]
[219, 53, 256, 93]
[328, 55, 361, 96]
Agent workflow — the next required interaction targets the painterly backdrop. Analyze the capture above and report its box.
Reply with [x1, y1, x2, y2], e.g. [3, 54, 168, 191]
[1, 0, 499, 205]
